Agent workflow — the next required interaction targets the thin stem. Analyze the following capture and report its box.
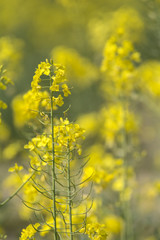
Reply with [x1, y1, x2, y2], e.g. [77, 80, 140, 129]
[50, 75, 57, 240]
[67, 143, 73, 240]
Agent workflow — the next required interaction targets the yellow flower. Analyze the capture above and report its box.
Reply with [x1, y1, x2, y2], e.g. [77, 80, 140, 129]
[101, 32, 141, 97]
[0, 100, 7, 109]
[55, 94, 64, 107]
[83, 223, 108, 240]
[50, 83, 59, 91]
[19, 223, 40, 240]
[8, 163, 23, 173]
[62, 83, 71, 97]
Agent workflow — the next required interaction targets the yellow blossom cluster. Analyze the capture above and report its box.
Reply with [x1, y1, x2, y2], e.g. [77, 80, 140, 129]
[4, 59, 91, 239]
[8, 163, 23, 173]
[81, 223, 108, 240]
[77, 27, 142, 239]
[31, 60, 68, 94]
[82, 144, 136, 200]
[12, 59, 71, 127]
[24, 117, 85, 166]
[19, 223, 40, 240]
[101, 30, 141, 97]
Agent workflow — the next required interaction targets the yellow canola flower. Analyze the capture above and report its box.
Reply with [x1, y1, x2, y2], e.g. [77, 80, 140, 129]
[82, 144, 126, 192]
[62, 83, 71, 97]
[101, 32, 141, 97]
[80, 222, 108, 240]
[52, 64, 67, 84]
[19, 223, 40, 240]
[8, 163, 23, 173]
[24, 118, 85, 169]
[0, 100, 7, 109]
[55, 117, 85, 154]
[54, 94, 64, 106]
[32, 61, 67, 91]
[31, 60, 51, 91]
[12, 59, 70, 127]
[24, 135, 51, 153]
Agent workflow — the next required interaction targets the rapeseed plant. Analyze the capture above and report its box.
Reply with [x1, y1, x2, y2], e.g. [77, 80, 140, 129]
[76, 29, 142, 240]
[1, 59, 107, 240]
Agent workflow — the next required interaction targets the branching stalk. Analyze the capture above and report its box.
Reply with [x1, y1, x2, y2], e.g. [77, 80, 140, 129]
[50, 76, 57, 240]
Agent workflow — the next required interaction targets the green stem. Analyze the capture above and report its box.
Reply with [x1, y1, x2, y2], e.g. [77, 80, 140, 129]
[50, 78, 57, 240]
[67, 142, 73, 240]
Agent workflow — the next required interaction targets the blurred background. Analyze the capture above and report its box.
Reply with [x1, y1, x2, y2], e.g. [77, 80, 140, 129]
[1, 0, 160, 239]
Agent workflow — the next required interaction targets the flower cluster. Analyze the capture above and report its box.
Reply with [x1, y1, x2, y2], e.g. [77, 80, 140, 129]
[81, 223, 108, 240]
[19, 223, 40, 240]
[77, 27, 142, 239]
[24, 117, 85, 160]
[4, 59, 91, 239]
[101, 30, 140, 97]
[8, 163, 23, 173]
[12, 59, 71, 127]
